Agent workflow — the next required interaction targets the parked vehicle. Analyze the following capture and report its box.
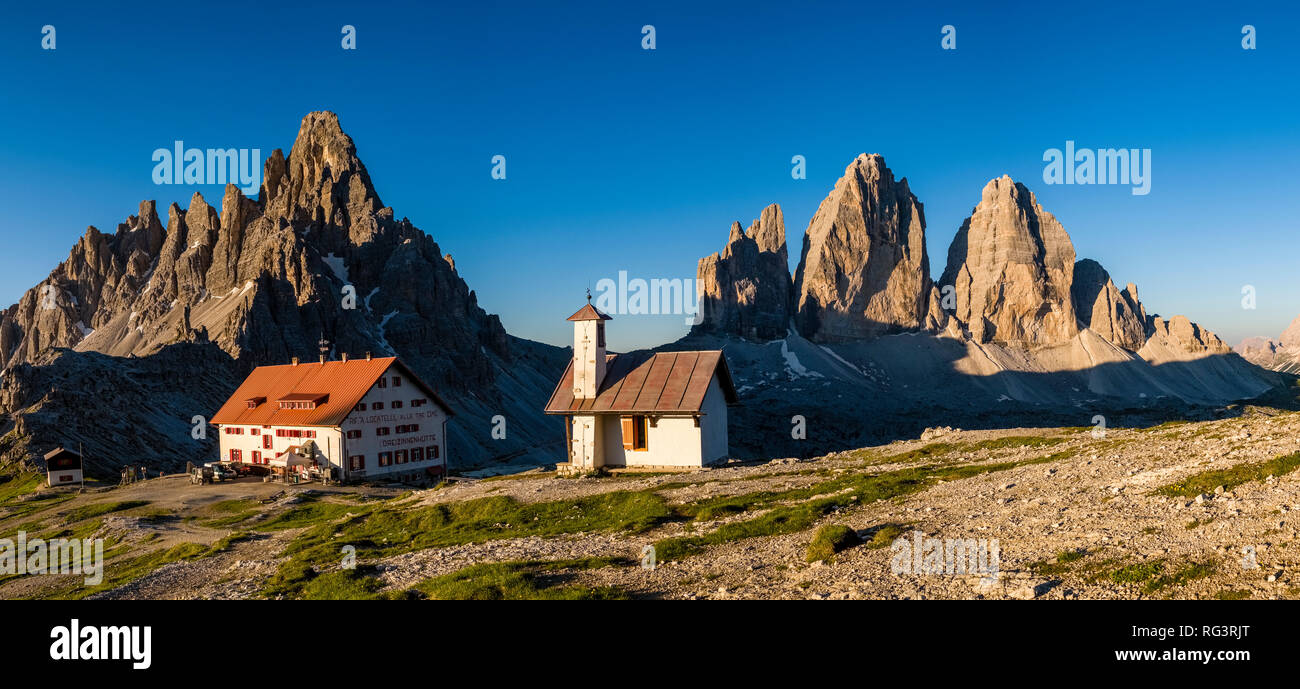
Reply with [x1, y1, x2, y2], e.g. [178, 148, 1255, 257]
[203, 462, 238, 482]
[212, 464, 238, 481]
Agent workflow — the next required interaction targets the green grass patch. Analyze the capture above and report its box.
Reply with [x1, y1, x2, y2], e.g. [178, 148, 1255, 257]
[264, 491, 671, 597]
[38, 519, 104, 541]
[1107, 561, 1164, 586]
[61, 500, 151, 523]
[805, 524, 863, 563]
[1100, 560, 1217, 595]
[0, 472, 44, 504]
[410, 558, 627, 600]
[39, 542, 210, 600]
[1156, 451, 1300, 498]
[0, 472, 75, 521]
[654, 449, 1077, 561]
[873, 436, 1066, 466]
[1213, 589, 1250, 600]
[254, 497, 361, 530]
[298, 566, 398, 600]
[1030, 549, 1088, 577]
[209, 531, 255, 554]
[199, 499, 263, 527]
[863, 523, 909, 549]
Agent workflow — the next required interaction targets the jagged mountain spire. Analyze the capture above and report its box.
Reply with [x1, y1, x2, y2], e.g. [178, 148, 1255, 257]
[793, 153, 934, 342]
[0, 111, 565, 472]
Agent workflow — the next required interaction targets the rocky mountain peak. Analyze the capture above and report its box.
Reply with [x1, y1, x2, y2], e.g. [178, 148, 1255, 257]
[746, 203, 786, 256]
[693, 203, 792, 341]
[940, 175, 1078, 347]
[280, 111, 381, 231]
[1071, 258, 1147, 350]
[793, 153, 932, 342]
[0, 111, 566, 473]
[1149, 315, 1230, 355]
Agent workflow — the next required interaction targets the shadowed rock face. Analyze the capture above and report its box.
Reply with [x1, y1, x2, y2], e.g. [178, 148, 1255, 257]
[693, 203, 792, 341]
[0, 111, 567, 471]
[1072, 259, 1147, 351]
[940, 176, 1078, 347]
[793, 154, 932, 342]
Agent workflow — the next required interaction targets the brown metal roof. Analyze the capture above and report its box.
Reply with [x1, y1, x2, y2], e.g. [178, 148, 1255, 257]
[544, 350, 738, 415]
[43, 446, 80, 461]
[566, 302, 612, 321]
[211, 357, 453, 427]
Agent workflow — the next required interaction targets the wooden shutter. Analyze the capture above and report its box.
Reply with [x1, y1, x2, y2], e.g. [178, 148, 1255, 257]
[634, 415, 648, 450]
[621, 417, 635, 450]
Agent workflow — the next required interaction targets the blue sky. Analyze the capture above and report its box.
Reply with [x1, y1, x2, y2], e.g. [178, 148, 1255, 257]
[1, 1, 1296, 351]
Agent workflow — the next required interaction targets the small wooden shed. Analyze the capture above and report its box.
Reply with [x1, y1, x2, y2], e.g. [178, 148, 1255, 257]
[44, 446, 84, 487]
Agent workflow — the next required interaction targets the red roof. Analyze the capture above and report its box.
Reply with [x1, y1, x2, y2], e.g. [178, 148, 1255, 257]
[566, 302, 612, 321]
[211, 357, 453, 427]
[544, 350, 738, 415]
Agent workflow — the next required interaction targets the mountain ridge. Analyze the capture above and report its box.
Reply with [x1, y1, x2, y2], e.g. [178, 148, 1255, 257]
[687, 152, 1283, 458]
[0, 111, 567, 476]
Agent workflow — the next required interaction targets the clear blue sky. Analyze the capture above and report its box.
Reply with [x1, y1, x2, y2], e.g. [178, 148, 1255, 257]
[1, 1, 1296, 351]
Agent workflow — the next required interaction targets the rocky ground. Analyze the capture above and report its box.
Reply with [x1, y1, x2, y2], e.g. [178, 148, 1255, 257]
[4, 408, 1299, 600]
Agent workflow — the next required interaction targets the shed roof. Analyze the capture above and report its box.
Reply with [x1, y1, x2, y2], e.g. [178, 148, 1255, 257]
[544, 350, 737, 415]
[211, 357, 453, 427]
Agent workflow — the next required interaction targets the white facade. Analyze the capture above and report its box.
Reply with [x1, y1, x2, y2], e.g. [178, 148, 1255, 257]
[47, 468, 83, 487]
[590, 378, 730, 468]
[217, 423, 344, 475]
[572, 319, 606, 398]
[555, 305, 731, 471]
[340, 372, 449, 482]
[215, 366, 449, 483]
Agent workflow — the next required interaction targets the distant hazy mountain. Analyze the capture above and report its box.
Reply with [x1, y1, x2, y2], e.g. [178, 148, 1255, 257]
[1236, 316, 1300, 375]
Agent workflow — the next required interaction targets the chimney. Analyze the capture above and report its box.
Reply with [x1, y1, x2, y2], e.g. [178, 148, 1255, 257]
[341, 352, 349, 363]
[365, 351, 372, 361]
[291, 356, 299, 366]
